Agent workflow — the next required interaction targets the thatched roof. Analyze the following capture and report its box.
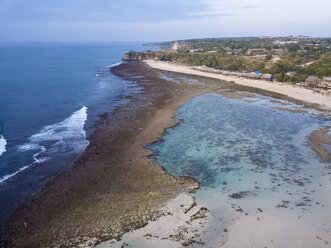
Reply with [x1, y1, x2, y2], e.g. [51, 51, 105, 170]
[305, 76, 321, 83]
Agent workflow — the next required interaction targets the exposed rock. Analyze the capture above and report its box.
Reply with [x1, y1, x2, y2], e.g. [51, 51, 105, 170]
[229, 191, 251, 199]
[308, 126, 331, 161]
[272, 106, 308, 113]
[122, 52, 155, 61]
[96, 193, 211, 248]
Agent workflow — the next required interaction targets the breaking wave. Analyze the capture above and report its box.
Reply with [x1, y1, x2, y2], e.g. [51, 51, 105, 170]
[1, 107, 89, 183]
[107, 62, 122, 68]
[0, 135, 6, 156]
[28, 106, 89, 155]
[0, 165, 29, 183]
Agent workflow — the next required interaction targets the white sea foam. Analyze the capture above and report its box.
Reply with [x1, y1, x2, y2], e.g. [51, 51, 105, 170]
[107, 62, 122, 68]
[1, 107, 89, 184]
[30, 107, 88, 145]
[28, 106, 89, 156]
[0, 135, 6, 156]
[32, 146, 47, 163]
[17, 143, 41, 152]
[0, 165, 29, 184]
[1, 146, 48, 184]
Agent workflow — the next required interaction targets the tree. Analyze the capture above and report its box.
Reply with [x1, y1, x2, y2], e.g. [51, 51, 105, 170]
[265, 54, 273, 61]
[275, 73, 284, 82]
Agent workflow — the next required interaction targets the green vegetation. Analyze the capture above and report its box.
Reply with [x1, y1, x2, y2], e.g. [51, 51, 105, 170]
[265, 54, 273, 61]
[135, 37, 331, 83]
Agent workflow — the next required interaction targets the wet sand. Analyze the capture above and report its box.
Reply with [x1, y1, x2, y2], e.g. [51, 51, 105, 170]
[1, 62, 330, 247]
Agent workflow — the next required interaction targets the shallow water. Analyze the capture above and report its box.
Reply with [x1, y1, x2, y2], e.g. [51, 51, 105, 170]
[148, 93, 331, 247]
[157, 71, 204, 86]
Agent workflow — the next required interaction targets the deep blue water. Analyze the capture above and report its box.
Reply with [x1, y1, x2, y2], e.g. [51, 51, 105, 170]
[0, 42, 157, 221]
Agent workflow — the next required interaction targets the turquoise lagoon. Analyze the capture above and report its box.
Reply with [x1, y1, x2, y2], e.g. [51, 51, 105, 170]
[97, 90, 330, 248]
[147, 93, 331, 247]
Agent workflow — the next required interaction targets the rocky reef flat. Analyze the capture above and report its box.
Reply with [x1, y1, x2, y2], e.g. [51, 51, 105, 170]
[1, 62, 330, 248]
[0, 62, 221, 247]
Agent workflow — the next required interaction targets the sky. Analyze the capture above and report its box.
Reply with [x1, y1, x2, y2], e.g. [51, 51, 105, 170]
[0, 0, 331, 42]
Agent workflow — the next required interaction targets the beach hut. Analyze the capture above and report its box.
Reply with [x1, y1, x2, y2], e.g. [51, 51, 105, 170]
[252, 71, 263, 78]
[322, 77, 331, 89]
[286, 72, 297, 78]
[305, 76, 322, 88]
[249, 72, 259, 78]
[262, 74, 272, 80]
[323, 77, 331, 83]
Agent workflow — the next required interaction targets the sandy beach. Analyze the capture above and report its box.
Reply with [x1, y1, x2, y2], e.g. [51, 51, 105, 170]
[145, 60, 331, 111]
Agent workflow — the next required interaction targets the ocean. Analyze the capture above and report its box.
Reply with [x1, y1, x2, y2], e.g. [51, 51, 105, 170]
[0, 42, 157, 222]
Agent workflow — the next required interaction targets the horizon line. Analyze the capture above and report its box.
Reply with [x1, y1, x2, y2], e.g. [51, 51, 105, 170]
[1, 35, 331, 44]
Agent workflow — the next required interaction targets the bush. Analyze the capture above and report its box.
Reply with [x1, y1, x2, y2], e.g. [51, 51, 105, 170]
[265, 54, 273, 61]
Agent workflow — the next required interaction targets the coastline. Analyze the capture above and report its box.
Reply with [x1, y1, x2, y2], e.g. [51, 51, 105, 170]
[145, 60, 331, 111]
[1, 62, 220, 247]
[96, 64, 331, 247]
[2, 62, 330, 248]
[98, 62, 331, 248]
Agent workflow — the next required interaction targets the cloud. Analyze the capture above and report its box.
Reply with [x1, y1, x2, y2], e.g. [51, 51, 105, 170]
[186, 0, 258, 18]
[0, 0, 330, 41]
[188, 11, 233, 16]
[188, 6, 256, 16]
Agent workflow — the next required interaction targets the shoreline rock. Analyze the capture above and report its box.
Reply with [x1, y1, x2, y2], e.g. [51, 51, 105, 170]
[1, 62, 214, 248]
[309, 126, 331, 161]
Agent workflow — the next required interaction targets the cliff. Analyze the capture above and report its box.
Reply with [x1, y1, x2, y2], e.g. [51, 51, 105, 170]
[122, 51, 155, 61]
